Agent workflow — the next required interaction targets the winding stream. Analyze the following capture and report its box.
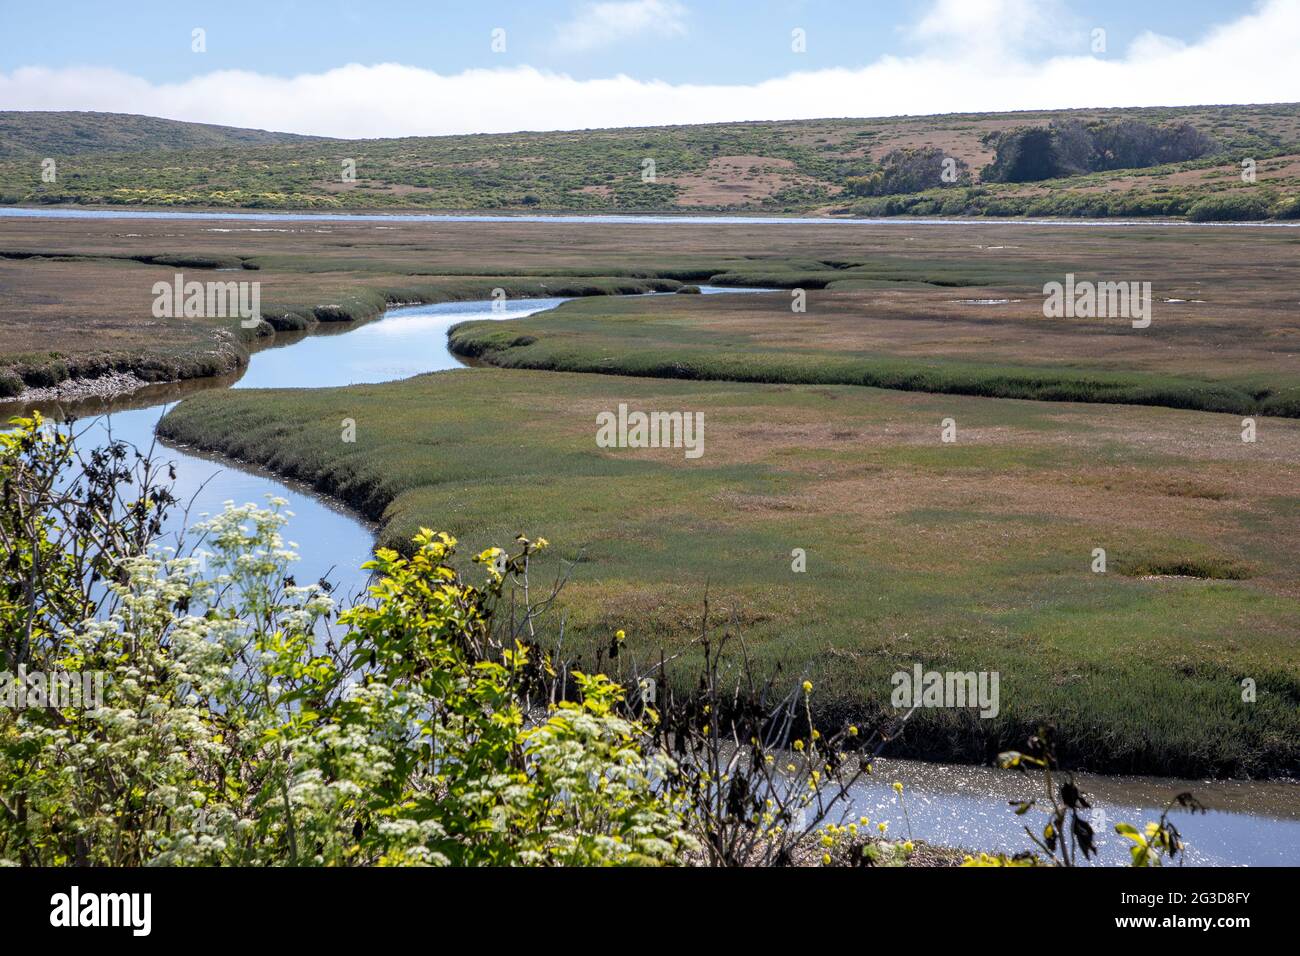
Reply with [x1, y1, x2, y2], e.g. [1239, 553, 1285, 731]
[4, 277, 1298, 866]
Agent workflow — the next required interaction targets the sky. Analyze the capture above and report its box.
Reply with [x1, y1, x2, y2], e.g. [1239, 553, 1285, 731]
[0, 0, 1296, 138]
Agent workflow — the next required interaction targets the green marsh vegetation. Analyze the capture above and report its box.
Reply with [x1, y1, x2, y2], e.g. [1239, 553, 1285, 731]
[6, 218, 1298, 781]
[157, 368, 1300, 778]
[449, 292, 1300, 417]
[7, 216, 1296, 413]
[447, 230, 1300, 418]
[2, 414, 1204, 866]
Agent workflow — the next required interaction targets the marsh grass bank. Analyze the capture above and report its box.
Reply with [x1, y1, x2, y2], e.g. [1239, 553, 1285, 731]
[5, 215, 1296, 407]
[157, 368, 1300, 778]
[11, 216, 1300, 778]
[447, 285, 1300, 418]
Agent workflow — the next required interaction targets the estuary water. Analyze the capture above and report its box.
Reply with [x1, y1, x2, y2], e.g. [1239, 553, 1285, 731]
[3, 206, 1298, 228]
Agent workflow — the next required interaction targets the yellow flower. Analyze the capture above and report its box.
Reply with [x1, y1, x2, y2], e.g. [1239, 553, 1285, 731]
[892, 781, 904, 795]
[802, 680, 813, 694]
[877, 821, 888, 833]
[793, 739, 805, 752]
[903, 841, 915, 854]
[615, 629, 625, 642]
[822, 853, 832, 866]
[848, 725, 859, 737]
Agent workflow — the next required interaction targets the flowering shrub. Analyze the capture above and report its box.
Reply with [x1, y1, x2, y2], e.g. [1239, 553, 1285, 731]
[0, 415, 693, 866]
[330, 532, 694, 866]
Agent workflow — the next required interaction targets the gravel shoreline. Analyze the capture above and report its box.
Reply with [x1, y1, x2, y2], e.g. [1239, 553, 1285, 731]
[13, 369, 156, 404]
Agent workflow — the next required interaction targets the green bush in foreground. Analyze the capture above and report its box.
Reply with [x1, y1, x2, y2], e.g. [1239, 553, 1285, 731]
[1, 416, 1197, 866]
[0, 415, 692, 866]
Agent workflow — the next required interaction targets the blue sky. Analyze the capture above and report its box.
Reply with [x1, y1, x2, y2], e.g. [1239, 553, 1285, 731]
[0, 0, 1257, 84]
[1, 1, 1295, 136]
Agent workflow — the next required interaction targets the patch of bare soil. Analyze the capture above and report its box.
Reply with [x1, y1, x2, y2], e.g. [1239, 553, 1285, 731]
[318, 181, 437, 195]
[665, 155, 837, 206]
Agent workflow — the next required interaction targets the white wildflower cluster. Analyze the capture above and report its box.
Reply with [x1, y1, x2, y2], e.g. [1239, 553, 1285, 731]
[2, 498, 340, 866]
[519, 696, 696, 865]
[4, 487, 696, 867]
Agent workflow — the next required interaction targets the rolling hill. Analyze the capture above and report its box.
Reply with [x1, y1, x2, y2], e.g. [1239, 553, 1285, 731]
[0, 104, 1298, 219]
[0, 110, 327, 159]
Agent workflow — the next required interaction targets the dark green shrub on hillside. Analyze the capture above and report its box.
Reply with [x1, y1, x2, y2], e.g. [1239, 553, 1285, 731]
[1270, 196, 1300, 219]
[1046, 120, 1097, 176]
[982, 120, 1218, 184]
[1090, 120, 1217, 171]
[981, 127, 1061, 182]
[1186, 191, 1272, 221]
[840, 184, 1209, 220]
[847, 147, 971, 196]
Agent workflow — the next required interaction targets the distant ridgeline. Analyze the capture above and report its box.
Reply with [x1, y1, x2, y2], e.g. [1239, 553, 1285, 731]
[1, 104, 1297, 219]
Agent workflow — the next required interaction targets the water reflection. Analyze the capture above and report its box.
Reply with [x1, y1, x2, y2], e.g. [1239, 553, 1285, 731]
[847, 757, 1300, 867]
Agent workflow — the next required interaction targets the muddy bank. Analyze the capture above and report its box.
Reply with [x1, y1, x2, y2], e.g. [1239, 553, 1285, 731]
[2, 277, 693, 406]
[1, 327, 250, 404]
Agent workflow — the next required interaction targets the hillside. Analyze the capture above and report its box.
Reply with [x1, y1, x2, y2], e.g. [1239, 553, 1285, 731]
[1, 103, 1298, 218]
[0, 110, 326, 159]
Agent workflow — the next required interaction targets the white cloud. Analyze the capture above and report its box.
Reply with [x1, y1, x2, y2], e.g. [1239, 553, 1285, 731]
[554, 0, 688, 52]
[1125, 31, 1186, 61]
[911, 0, 1082, 54]
[1, 0, 1298, 138]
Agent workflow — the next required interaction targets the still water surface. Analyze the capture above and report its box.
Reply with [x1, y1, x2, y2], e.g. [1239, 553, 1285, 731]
[4, 206, 1298, 228]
